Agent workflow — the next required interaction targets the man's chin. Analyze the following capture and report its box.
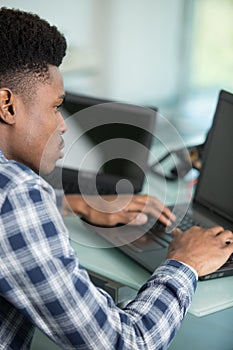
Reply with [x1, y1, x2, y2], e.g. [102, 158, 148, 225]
[38, 161, 57, 177]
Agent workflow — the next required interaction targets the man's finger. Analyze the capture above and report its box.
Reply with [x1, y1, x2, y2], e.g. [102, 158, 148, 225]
[172, 227, 183, 235]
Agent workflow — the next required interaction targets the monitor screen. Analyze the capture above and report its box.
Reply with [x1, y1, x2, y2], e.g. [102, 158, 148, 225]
[45, 92, 157, 194]
[195, 90, 233, 221]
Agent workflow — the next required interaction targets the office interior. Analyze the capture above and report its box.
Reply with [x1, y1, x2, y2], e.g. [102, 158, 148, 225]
[1, 1, 233, 349]
[2, 0, 233, 144]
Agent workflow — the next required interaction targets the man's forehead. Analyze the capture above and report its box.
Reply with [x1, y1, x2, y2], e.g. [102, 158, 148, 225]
[36, 66, 64, 98]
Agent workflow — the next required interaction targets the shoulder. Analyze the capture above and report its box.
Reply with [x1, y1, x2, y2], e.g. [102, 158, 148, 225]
[0, 158, 54, 206]
[0, 160, 35, 186]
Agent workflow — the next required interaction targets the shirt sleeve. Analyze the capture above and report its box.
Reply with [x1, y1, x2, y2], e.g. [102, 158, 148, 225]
[178, 261, 198, 281]
[1, 180, 197, 350]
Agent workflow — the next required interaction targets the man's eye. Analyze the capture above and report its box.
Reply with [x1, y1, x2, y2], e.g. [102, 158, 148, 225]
[54, 104, 62, 111]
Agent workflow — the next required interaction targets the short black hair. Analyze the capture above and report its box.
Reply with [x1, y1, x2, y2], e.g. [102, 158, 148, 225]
[0, 7, 67, 98]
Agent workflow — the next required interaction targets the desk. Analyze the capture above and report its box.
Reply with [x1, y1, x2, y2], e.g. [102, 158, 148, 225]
[32, 309, 233, 350]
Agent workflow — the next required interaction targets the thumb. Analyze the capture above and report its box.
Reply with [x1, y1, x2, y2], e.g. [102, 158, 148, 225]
[123, 212, 148, 226]
[172, 227, 183, 236]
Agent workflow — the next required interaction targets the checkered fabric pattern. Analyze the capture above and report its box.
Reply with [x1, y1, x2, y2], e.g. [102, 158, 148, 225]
[0, 150, 196, 350]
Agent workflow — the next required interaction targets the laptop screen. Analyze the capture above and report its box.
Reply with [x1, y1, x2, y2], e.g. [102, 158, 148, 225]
[54, 92, 157, 194]
[195, 90, 233, 222]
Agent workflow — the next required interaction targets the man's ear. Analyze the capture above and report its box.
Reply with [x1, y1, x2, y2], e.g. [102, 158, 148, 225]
[0, 88, 16, 124]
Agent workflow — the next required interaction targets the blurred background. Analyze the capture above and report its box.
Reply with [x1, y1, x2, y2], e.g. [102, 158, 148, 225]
[1, 0, 233, 145]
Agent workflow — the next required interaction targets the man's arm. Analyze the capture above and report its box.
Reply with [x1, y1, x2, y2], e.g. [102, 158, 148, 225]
[2, 181, 195, 350]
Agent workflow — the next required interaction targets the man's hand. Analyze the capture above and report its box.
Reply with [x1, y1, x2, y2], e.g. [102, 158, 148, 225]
[168, 226, 233, 276]
[63, 194, 175, 227]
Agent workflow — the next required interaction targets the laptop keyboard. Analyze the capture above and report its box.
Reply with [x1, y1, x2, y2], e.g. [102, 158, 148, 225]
[145, 210, 200, 235]
[128, 210, 202, 252]
[175, 212, 201, 231]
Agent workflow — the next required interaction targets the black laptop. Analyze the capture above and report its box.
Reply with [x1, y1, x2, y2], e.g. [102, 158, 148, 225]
[84, 90, 233, 281]
[44, 93, 157, 195]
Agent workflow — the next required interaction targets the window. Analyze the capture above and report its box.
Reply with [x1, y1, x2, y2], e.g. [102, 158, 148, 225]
[191, 0, 233, 92]
[175, 0, 233, 144]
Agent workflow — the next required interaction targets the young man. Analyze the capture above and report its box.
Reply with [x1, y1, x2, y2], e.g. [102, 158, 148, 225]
[0, 7, 233, 350]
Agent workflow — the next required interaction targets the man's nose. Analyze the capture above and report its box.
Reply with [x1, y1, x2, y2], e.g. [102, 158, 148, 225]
[58, 113, 67, 134]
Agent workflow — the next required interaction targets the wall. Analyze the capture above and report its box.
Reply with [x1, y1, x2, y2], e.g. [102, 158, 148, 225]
[0, 0, 186, 108]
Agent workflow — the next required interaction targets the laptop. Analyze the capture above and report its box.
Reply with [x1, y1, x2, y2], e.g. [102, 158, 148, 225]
[83, 90, 233, 281]
[44, 93, 157, 195]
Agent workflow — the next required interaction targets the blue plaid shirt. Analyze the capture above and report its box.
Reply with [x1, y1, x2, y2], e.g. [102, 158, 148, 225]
[0, 150, 197, 349]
